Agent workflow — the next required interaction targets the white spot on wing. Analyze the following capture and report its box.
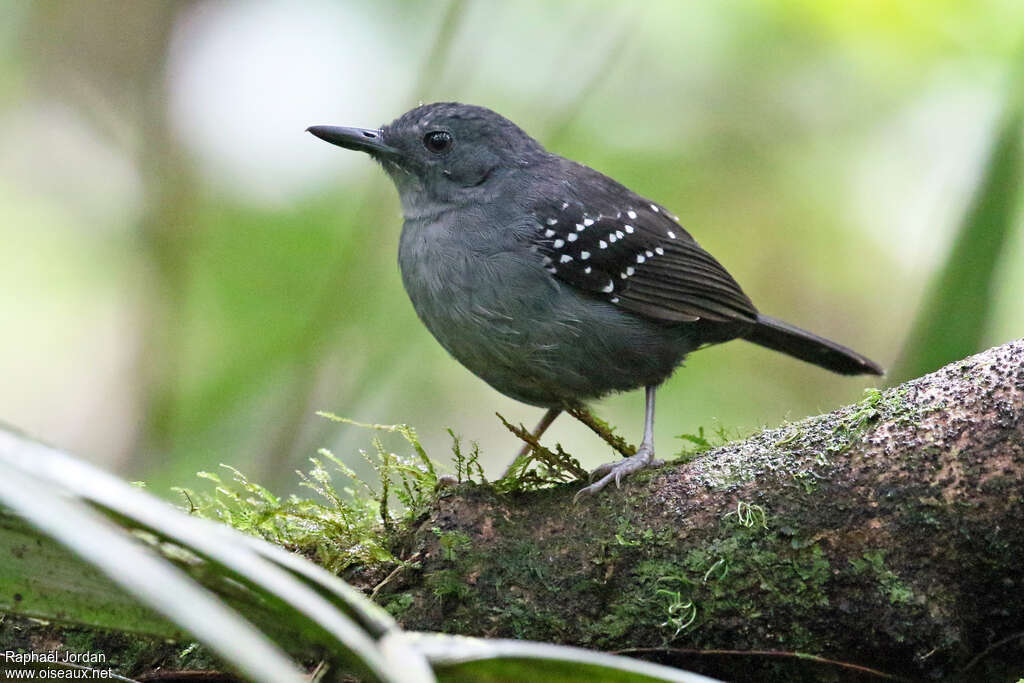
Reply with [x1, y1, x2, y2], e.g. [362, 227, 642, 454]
[584, 266, 592, 273]
[626, 266, 635, 276]
[567, 233, 578, 242]
[645, 250, 654, 258]
[602, 281, 614, 293]
[610, 296, 619, 303]
[544, 229, 555, 237]
[624, 225, 634, 233]
[667, 230, 677, 239]
[650, 204, 659, 212]
[583, 218, 594, 226]
[546, 217, 557, 225]
[627, 209, 637, 219]
[561, 202, 569, 210]
[608, 233, 617, 243]
[560, 254, 573, 263]
[636, 254, 646, 263]
[575, 223, 585, 231]
[599, 240, 608, 249]
[553, 239, 564, 248]
[655, 247, 664, 255]
[580, 251, 590, 260]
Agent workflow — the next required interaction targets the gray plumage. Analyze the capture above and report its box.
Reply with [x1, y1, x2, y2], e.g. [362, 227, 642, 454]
[308, 102, 881, 497]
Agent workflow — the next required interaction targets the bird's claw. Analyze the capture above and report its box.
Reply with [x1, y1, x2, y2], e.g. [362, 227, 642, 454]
[573, 450, 662, 503]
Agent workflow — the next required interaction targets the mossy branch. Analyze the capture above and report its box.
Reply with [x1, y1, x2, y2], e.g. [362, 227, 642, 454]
[565, 403, 637, 457]
[5, 342, 1022, 681]
[364, 340, 1024, 682]
[495, 413, 588, 484]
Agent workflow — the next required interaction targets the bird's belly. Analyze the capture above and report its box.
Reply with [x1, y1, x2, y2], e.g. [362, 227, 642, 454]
[398, 238, 697, 407]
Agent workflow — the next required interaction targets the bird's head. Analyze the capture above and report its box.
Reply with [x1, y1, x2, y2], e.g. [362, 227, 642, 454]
[308, 102, 545, 213]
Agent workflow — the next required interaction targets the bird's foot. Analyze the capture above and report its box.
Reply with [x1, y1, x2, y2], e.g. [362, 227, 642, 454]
[573, 447, 663, 503]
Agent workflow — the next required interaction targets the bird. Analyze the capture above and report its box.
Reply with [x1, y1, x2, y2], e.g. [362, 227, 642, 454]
[307, 102, 882, 500]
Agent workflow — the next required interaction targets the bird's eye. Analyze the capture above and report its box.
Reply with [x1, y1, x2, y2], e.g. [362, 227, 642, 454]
[423, 130, 452, 153]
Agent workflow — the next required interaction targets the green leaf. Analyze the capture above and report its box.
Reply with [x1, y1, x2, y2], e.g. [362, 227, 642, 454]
[0, 465, 306, 683]
[407, 633, 721, 683]
[0, 510, 183, 640]
[0, 428, 427, 683]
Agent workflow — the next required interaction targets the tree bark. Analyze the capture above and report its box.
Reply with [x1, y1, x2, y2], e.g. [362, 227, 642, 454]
[364, 340, 1024, 681]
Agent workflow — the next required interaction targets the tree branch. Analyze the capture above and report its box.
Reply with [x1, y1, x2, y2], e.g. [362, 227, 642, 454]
[3, 342, 1021, 681]
[365, 340, 1024, 681]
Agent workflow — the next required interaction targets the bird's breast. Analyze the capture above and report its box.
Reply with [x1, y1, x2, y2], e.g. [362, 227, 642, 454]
[396, 214, 578, 404]
[397, 215, 553, 347]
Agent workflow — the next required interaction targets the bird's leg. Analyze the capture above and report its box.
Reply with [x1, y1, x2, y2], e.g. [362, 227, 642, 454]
[574, 386, 664, 502]
[501, 407, 562, 478]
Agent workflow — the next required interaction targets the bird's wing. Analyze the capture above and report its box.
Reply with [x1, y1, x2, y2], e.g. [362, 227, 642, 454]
[529, 189, 758, 324]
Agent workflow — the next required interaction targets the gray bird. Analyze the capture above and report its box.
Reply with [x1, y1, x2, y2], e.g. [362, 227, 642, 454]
[308, 102, 882, 499]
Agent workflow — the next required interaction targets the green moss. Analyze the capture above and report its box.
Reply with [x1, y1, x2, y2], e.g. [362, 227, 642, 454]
[447, 429, 485, 483]
[673, 424, 745, 463]
[493, 414, 587, 490]
[614, 515, 656, 547]
[535, 508, 837, 651]
[427, 569, 472, 601]
[723, 501, 769, 529]
[797, 387, 912, 465]
[498, 599, 571, 641]
[791, 470, 818, 494]
[433, 527, 472, 562]
[383, 592, 414, 617]
[592, 601, 646, 642]
[696, 385, 924, 495]
[850, 550, 915, 606]
[174, 416, 446, 573]
[686, 525, 828, 635]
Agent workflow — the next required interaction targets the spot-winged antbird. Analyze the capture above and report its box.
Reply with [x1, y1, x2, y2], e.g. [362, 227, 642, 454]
[308, 102, 882, 500]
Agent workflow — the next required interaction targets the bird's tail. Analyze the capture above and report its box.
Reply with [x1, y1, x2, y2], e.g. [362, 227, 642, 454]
[744, 314, 883, 376]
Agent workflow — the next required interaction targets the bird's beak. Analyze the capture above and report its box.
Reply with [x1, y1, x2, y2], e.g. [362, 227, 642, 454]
[306, 125, 400, 158]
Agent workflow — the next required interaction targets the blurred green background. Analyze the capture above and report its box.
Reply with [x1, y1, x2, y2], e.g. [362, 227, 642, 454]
[2, 0, 1022, 493]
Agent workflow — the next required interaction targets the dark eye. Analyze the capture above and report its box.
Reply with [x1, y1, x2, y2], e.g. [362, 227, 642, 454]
[423, 130, 452, 153]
